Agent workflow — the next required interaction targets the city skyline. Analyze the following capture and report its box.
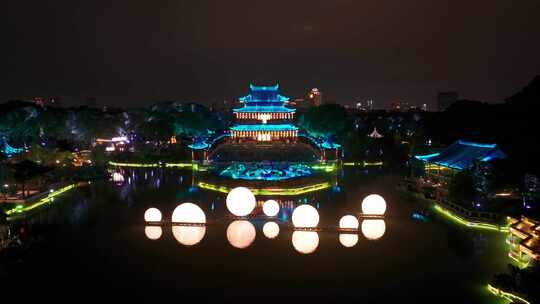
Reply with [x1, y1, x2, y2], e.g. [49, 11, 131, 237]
[3, 1, 540, 108]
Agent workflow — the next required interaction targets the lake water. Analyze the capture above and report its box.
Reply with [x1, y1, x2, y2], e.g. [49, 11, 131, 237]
[1, 167, 509, 303]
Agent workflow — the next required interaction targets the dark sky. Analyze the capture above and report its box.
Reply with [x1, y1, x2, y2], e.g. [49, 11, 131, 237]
[3, 0, 540, 108]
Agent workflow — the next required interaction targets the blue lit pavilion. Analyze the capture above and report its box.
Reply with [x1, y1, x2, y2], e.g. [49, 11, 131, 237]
[231, 84, 298, 141]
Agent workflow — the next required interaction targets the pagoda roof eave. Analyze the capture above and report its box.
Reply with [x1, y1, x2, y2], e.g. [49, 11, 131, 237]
[230, 124, 299, 132]
[233, 106, 295, 113]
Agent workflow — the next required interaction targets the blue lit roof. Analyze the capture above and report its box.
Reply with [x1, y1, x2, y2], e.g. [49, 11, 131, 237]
[414, 140, 506, 170]
[230, 124, 298, 132]
[320, 141, 341, 149]
[233, 105, 295, 113]
[239, 83, 290, 103]
[188, 141, 209, 150]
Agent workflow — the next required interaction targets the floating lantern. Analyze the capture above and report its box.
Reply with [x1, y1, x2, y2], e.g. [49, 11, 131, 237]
[112, 172, 124, 184]
[172, 226, 206, 246]
[292, 204, 319, 228]
[361, 219, 386, 240]
[262, 221, 280, 239]
[339, 234, 358, 248]
[263, 200, 280, 217]
[292, 231, 319, 254]
[171, 202, 206, 224]
[226, 220, 256, 249]
[144, 226, 162, 240]
[361, 194, 387, 215]
[339, 215, 359, 230]
[226, 187, 256, 217]
[144, 207, 162, 222]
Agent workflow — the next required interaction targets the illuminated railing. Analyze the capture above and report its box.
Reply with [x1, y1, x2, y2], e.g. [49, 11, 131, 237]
[197, 181, 332, 196]
[108, 161, 197, 169]
[432, 204, 509, 232]
[5, 182, 88, 217]
[487, 284, 530, 304]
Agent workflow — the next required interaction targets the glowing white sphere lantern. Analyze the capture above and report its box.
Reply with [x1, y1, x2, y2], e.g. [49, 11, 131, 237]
[226, 187, 256, 217]
[361, 219, 386, 240]
[171, 202, 206, 224]
[144, 226, 163, 240]
[262, 221, 280, 239]
[262, 200, 280, 217]
[172, 226, 206, 246]
[144, 207, 162, 222]
[361, 194, 387, 215]
[226, 220, 256, 249]
[339, 234, 358, 248]
[339, 215, 359, 230]
[292, 204, 319, 228]
[292, 231, 319, 254]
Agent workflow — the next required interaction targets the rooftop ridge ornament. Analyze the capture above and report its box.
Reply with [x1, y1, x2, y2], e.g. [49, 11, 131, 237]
[368, 127, 384, 138]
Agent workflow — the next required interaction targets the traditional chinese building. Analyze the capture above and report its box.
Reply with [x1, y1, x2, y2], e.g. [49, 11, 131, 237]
[230, 84, 298, 142]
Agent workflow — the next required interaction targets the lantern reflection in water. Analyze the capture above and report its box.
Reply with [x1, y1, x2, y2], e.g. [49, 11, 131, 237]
[339, 234, 358, 248]
[262, 221, 280, 239]
[172, 226, 206, 246]
[145, 226, 163, 240]
[292, 231, 319, 254]
[361, 219, 386, 240]
[226, 220, 256, 249]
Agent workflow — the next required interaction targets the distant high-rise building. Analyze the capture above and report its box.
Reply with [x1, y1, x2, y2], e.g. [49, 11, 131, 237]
[391, 100, 410, 111]
[308, 88, 323, 106]
[437, 92, 458, 111]
[356, 99, 374, 111]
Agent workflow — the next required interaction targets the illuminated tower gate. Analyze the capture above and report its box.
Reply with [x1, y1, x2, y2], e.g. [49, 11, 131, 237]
[231, 84, 298, 142]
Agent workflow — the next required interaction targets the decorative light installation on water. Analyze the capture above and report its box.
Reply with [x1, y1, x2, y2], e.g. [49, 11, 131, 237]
[292, 204, 319, 228]
[262, 221, 280, 239]
[226, 220, 256, 249]
[171, 203, 206, 224]
[361, 219, 386, 240]
[144, 226, 163, 240]
[112, 172, 124, 185]
[292, 231, 319, 254]
[226, 187, 256, 217]
[263, 200, 280, 217]
[172, 226, 206, 246]
[144, 207, 162, 222]
[339, 215, 359, 230]
[361, 194, 387, 216]
[339, 234, 358, 248]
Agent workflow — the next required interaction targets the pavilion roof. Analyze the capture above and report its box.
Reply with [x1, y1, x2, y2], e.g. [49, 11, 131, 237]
[233, 105, 295, 113]
[414, 140, 506, 170]
[239, 83, 290, 103]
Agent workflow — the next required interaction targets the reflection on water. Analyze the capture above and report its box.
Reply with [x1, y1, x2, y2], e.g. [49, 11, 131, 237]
[292, 231, 319, 254]
[361, 219, 386, 240]
[145, 226, 163, 240]
[226, 220, 256, 249]
[339, 234, 358, 248]
[262, 221, 280, 239]
[172, 226, 206, 246]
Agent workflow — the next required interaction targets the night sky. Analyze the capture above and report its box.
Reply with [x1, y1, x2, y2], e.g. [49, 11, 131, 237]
[3, 0, 540, 108]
